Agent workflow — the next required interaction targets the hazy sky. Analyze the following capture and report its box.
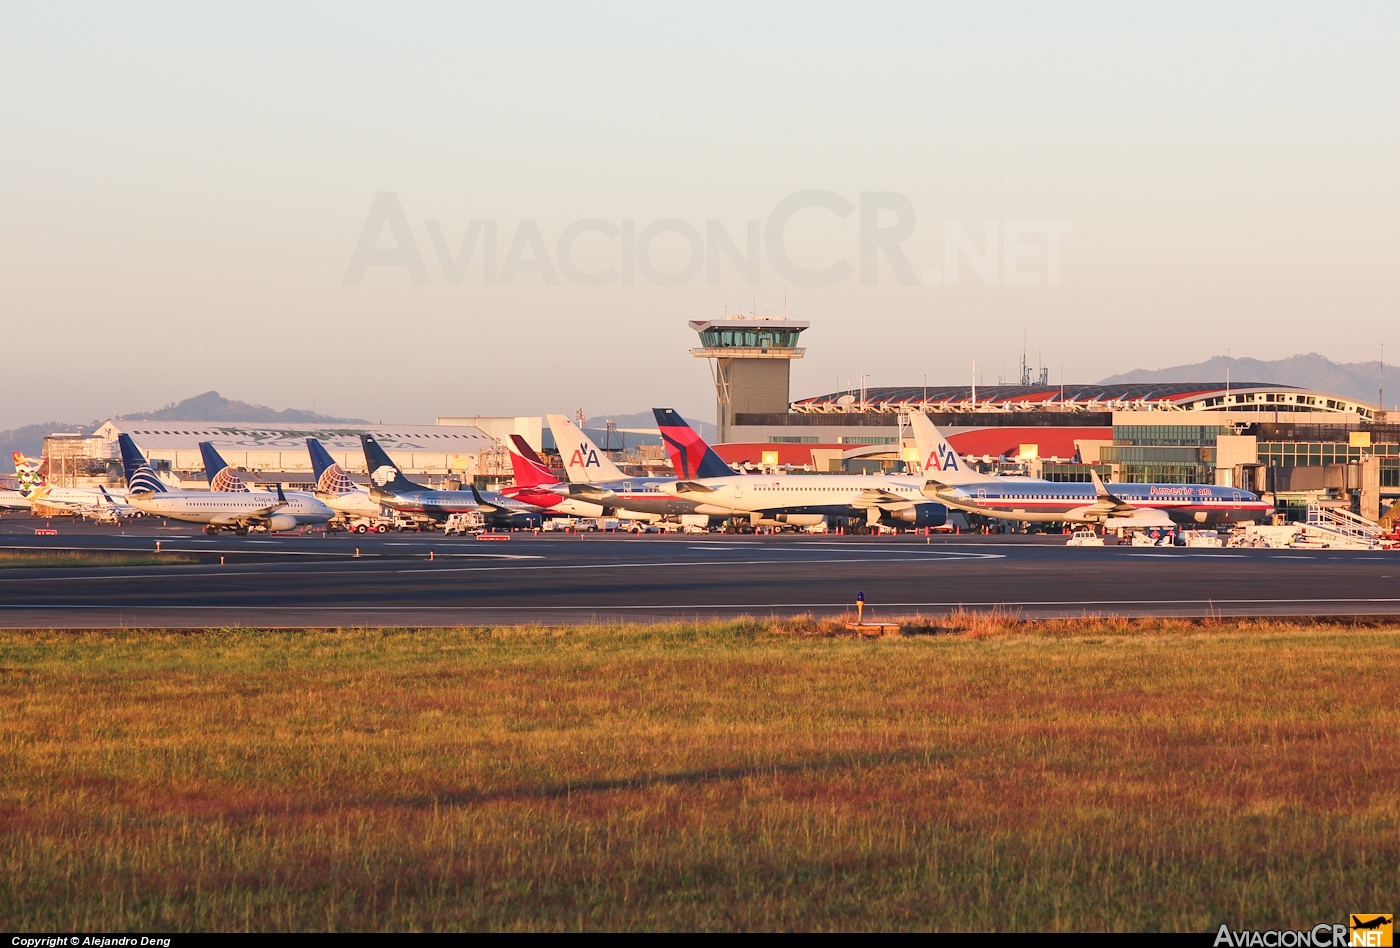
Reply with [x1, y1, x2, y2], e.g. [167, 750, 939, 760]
[2, 3, 1397, 428]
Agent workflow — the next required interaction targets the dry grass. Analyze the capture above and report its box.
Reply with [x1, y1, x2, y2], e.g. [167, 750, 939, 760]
[0, 550, 198, 568]
[0, 617, 1396, 931]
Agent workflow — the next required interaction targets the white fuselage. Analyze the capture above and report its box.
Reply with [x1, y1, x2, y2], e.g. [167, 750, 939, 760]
[24, 485, 132, 513]
[662, 474, 926, 516]
[128, 489, 333, 526]
[318, 486, 384, 519]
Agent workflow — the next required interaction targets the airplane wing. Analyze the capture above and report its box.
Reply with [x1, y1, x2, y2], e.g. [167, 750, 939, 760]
[670, 480, 717, 494]
[850, 488, 915, 509]
[1088, 470, 1137, 516]
[469, 484, 500, 512]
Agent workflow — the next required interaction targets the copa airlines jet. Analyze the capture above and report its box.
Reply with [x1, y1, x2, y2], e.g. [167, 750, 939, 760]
[118, 434, 332, 534]
[652, 409, 947, 530]
[909, 413, 1273, 527]
[543, 413, 726, 521]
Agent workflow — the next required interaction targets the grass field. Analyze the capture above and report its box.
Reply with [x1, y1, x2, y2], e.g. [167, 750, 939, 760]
[0, 550, 198, 568]
[1, 615, 1396, 931]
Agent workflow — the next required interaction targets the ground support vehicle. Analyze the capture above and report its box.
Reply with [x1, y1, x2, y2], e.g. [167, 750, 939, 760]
[1066, 530, 1104, 546]
[442, 512, 485, 536]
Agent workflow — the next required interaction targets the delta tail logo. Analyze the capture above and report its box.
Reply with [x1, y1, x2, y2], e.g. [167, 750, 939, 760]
[568, 442, 601, 470]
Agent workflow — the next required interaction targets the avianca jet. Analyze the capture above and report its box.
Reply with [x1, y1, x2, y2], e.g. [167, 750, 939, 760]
[500, 437, 606, 518]
[653, 408, 947, 530]
[119, 434, 332, 533]
[360, 434, 542, 529]
[543, 413, 727, 521]
[909, 413, 1273, 527]
[307, 438, 383, 521]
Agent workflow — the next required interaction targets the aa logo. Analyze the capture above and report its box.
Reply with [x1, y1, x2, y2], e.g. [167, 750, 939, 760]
[569, 444, 600, 468]
[1350, 915, 1392, 947]
[925, 443, 960, 472]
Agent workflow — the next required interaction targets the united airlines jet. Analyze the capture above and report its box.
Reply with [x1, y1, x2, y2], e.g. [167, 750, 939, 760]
[910, 413, 1272, 527]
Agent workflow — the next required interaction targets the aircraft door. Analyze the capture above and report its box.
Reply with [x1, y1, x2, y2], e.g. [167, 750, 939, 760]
[976, 488, 987, 506]
[1231, 490, 1241, 508]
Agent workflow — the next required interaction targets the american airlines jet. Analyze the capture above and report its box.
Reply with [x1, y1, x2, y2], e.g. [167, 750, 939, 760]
[119, 434, 333, 533]
[652, 409, 947, 530]
[909, 413, 1272, 527]
[542, 413, 728, 521]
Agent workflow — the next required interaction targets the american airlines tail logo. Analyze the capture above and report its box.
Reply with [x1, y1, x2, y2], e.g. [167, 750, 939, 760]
[569, 443, 601, 468]
[316, 463, 357, 495]
[925, 442, 961, 472]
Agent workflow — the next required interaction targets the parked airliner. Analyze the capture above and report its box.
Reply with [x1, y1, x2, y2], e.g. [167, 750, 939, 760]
[910, 413, 1273, 526]
[360, 434, 542, 529]
[543, 413, 724, 521]
[653, 409, 947, 530]
[307, 438, 383, 520]
[118, 434, 332, 533]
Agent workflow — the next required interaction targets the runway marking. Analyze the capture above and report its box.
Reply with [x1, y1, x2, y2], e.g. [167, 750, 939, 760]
[0, 552, 1008, 588]
[6, 596, 1400, 612]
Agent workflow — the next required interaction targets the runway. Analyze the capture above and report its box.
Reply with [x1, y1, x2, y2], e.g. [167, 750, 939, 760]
[1, 517, 1398, 626]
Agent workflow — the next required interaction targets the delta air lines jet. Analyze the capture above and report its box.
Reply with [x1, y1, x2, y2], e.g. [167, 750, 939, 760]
[653, 409, 947, 530]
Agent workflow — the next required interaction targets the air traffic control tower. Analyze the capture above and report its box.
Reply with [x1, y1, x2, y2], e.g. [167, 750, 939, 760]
[690, 317, 808, 443]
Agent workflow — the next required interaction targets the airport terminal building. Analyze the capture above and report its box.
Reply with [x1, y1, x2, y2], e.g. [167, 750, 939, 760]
[688, 318, 1397, 522]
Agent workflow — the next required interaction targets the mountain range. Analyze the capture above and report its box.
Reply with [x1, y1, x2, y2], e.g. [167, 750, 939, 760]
[1100, 353, 1396, 409]
[1, 392, 365, 462]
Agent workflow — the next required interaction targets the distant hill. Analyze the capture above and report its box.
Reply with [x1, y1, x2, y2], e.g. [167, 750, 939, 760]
[1101, 353, 1397, 409]
[1, 422, 86, 466]
[3, 392, 366, 469]
[120, 391, 367, 425]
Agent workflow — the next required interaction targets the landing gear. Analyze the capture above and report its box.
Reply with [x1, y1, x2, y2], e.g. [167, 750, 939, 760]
[234, 526, 249, 536]
[203, 525, 220, 535]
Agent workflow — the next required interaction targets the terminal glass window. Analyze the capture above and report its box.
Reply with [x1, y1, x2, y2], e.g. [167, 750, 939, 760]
[1112, 425, 1228, 446]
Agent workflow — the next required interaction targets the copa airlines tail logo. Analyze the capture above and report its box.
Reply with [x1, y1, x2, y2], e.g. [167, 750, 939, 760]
[210, 468, 248, 492]
[128, 465, 166, 494]
[316, 463, 357, 495]
[569, 442, 601, 468]
[370, 465, 399, 487]
[925, 442, 962, 472]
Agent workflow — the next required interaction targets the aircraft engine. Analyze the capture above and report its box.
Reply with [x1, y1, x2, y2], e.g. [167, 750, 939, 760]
[883, 503, 947, 528]
[266, 514, 299, 533]
[772, 514, 826, 527]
